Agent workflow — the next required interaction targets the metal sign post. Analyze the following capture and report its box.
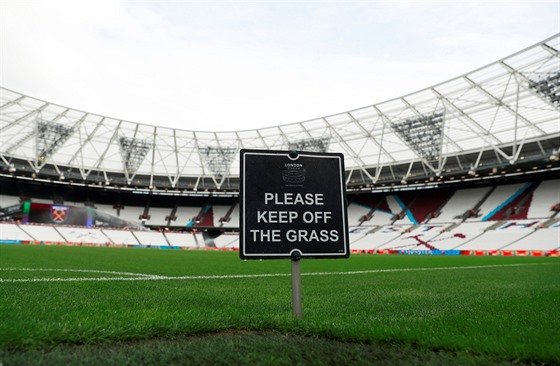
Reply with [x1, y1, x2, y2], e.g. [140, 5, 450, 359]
[291, 251, 302, 319]
[239, 149, 349, 319]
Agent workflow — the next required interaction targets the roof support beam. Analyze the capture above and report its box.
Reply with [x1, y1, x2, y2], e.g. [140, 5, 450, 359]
[430, 87, 510, 162]
[463, 75, 547, 136]
[323, 118, 375, 182]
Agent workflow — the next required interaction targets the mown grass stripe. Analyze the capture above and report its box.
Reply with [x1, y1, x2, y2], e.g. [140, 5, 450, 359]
[0, 262, 556, 283]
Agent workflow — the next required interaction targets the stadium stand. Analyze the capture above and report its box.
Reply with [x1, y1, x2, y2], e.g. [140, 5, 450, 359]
[213, 233, 240, 249]
[173, 206, 203, 227]
[367, 209, 394, 226]
[117, 205, 145, 223]
[455, 220, 545, 251]
[134, 230, 170, 247]
[386, 192, 417, 224]
[377, 224, 449, 251]
[194, 205, 214, 227]
[407, 188, 454, 224]
[194, 232, 205, 247]
[504, 221, 560, 251]
[101, 229, 140, 246]
[1, 35, 559, 256]
[213, 205, 233, 227]
[0, 222, 33, 243]
[349, 227, 378, 251]
[0, 194, 20, 208]
[357, 225, 412, 250]
[145, 207, 173, 226]
[18, 224, 66, 243]
[221, 204, 239, 229]
[415, 221, 495, 251]
[0, 179, 558, 254]
[56, 226, 111, 246]
[467, 183, 534, 222]
[347, 202, 372, 226]
[528, 179, 560, 219]
[28, 198, 53, 205]
[164, 231, 199, 248]
[429, 187, 492, 223]
[94, 204, 119, 217]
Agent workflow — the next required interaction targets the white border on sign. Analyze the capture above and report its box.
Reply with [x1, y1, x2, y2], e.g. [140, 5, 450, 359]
[241, 151, 348, 258]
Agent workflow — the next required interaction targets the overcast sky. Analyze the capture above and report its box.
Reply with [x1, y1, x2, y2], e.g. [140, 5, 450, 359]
[1, 1, 559, 132]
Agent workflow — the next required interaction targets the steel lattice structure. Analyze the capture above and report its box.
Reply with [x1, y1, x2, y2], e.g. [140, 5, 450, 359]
[1, 35, 559, 193]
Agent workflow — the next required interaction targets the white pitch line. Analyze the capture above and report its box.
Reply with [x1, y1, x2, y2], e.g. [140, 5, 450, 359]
[0, 262, 557, 283]
[302, 262, 559, 276]
[0, 267, 165, 278]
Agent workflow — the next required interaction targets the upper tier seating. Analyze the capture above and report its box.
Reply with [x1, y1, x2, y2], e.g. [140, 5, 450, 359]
[94, 204, 119, 217]
[118, 206, 145, 223]
[222, 205, 239, 228]
[145, 207, 173, 226]
[0, 194, 20, 208]
[466, 183, 530, 222]
[213, 205, 233, 227]
[528, 179, 560, 219]
[347, 202, 371, 226]
[407, 188, 454, 224]
[173, 206, 202, 227]
[430, 187, 492, 223]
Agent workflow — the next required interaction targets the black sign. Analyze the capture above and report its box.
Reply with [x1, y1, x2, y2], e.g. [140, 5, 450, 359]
[240, 149, 349, 259]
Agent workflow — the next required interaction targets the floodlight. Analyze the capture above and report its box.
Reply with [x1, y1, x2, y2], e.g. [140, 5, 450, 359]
[119, 137, 153, 175]
[391, 112, 444, 161]
[529, 72, 560, 105]
[288, 137, 331, 153]
[199, 146, 237, 178]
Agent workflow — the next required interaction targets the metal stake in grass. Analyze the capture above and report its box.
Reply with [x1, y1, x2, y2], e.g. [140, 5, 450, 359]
[289, 150, 303, 319]
[291, 250, 302, 319]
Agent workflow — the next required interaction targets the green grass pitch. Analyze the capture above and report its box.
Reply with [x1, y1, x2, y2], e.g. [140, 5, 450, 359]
[0, 245, 559, 365]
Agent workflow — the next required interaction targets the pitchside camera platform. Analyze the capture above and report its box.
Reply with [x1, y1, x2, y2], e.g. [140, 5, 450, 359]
[240, 149, 349, 259]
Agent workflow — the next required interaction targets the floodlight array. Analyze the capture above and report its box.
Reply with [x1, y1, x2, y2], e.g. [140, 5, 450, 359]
[288, 137, 331, 153]
[199, 146, 237, 178]
[36, 121, 74, 161]
[391, 112, 444, 161]
[529, 72, 560, 106]
[119, 137, 152, 175]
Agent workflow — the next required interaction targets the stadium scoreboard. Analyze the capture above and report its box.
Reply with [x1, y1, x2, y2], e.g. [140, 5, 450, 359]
[240, 149, 349, 259]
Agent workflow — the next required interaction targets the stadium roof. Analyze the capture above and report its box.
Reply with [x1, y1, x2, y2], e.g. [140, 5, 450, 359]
[1, 34, 559, 193]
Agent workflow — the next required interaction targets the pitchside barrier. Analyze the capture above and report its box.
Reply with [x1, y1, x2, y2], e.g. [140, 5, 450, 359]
[351, 249, 560, 257]
[1, 239, 558, 257]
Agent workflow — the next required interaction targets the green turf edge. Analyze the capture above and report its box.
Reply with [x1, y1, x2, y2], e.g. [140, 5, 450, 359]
[0, 330, 537, 366]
